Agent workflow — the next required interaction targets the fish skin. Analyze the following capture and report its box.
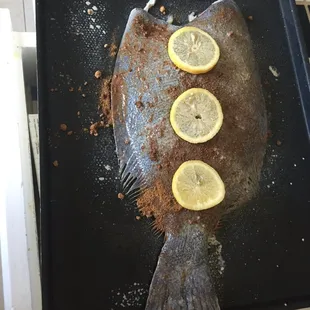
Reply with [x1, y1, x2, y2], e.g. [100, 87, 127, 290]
[112, 0, 267, 308]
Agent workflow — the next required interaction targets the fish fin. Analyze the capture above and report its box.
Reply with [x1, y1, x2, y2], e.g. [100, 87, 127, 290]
[119, 159, 147, 198]
[146, 225, 220, 310]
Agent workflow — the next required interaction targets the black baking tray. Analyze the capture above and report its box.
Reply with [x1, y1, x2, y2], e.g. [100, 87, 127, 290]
[37, 0, 310, 309]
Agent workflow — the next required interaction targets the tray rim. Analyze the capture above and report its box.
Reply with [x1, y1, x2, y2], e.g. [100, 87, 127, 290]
[36, 0, 310, 309]
[280, 0, 310, 140]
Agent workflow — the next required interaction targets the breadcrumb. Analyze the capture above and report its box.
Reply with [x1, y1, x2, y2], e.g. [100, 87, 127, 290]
[118, 193, 125, 200]
[89, 121, 104, 136]
[60, 124, 67, 131]
[94, 70, 102, 79]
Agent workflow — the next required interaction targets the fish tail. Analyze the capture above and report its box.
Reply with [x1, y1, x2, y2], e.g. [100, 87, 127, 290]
[146, 225, 220, 310]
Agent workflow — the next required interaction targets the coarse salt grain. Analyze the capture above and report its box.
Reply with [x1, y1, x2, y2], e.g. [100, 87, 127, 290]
[269, 65, 280, 78]
[188, 12, 197, 22]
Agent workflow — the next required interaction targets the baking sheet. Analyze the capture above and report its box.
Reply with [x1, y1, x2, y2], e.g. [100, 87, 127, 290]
[37, 0, 310, 309]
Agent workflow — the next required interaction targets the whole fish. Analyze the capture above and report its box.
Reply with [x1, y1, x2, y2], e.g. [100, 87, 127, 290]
[112, 0, 267, 309]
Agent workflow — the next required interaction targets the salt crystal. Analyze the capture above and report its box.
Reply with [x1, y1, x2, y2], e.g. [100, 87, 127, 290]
[96, 25, 101, 29]
[144, 0, 156, 12]
[269, 65, 280, 78]
[188, 12, 197, 22]
[86, 1, 91, 5]
[289, 182, 292, 185]
[90, 24, 94, 29]
[302, 238, 305, 242]
[98, 177, 104, 181]
[92, 5, 98, 10]
[167, 14, 174, 24]
[104, 165, 111, 170]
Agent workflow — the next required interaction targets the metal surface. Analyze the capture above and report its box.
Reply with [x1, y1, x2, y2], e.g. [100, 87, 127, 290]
[37, 0, 310, 309]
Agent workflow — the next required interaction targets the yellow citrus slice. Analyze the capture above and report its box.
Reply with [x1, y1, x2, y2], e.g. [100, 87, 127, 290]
[168, 26, 220, 74]
[172, 160, 225, 211]
[170, 88, 223, 144]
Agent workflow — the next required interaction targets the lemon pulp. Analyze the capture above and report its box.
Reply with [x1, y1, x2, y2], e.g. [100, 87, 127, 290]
[172, 160, 225, 211]
[168, 26, 220, 74]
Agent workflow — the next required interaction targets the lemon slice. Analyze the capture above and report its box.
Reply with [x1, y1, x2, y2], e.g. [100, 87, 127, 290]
[172, 160, 225, 211]
[168, 26, 220, 74]
[170, 88, 223, 144]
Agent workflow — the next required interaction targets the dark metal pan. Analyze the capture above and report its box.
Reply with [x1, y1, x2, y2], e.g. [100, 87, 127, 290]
[37, 0, 310, 309]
